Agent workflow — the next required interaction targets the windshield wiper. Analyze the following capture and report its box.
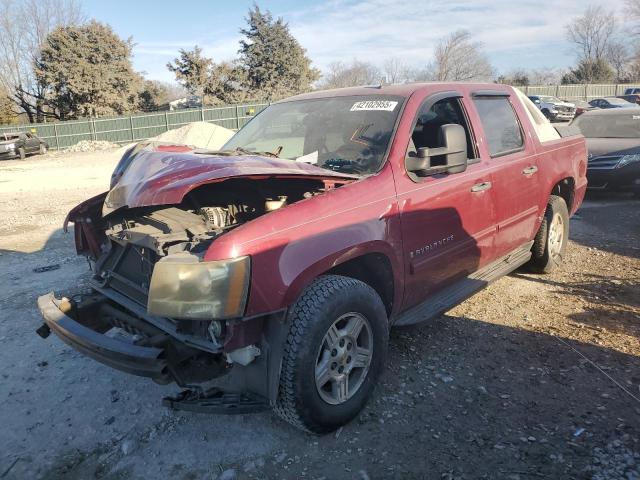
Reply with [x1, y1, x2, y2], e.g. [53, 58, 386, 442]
[192, 146, 282, 158]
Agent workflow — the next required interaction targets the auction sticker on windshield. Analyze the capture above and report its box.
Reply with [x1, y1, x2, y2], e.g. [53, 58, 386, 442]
[350, 100, 398, 112]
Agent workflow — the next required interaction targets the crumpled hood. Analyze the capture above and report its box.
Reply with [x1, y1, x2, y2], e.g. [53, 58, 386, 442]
[103, 150, 357, 216]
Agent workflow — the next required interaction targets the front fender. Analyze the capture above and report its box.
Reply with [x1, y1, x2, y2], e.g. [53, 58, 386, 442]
[204, 166, 403, 317]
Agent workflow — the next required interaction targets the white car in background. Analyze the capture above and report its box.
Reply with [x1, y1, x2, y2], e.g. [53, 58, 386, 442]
[528, 95, 576, 122]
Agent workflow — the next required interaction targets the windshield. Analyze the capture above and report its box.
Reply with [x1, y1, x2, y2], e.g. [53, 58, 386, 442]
[573, 113, 640, 138]
[606, 97, 630, 105]
[223, 95, 404, 175]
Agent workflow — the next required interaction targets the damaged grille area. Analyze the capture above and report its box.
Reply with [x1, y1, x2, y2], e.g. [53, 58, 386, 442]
[98, 243, 157, 305]
[95, 207, 222, 306]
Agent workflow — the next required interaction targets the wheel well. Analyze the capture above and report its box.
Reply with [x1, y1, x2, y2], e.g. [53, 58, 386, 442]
[551, 177, 575, 211]
[326, 253, 394, 316]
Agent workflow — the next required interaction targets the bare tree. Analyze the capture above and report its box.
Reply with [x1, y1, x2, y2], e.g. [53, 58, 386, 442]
[565, 5, 616, 62]
[626, 0, 640, 35]
[606, 40, 632, 82]
[319, 60, 381, 89]
[382, 58, 411, 84]
[428, 30, 494, 82]
[528, 68, 563, 85]
[0, 0, 84, 123]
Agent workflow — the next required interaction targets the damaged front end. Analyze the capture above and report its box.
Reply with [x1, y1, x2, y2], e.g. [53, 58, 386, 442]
[38, 166, 346, 411]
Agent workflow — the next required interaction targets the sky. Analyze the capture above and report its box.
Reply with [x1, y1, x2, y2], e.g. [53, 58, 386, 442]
[83, 0, 613, 83]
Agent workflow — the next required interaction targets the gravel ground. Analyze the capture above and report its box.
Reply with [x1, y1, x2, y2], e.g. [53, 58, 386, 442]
[0, 152, 638, 480]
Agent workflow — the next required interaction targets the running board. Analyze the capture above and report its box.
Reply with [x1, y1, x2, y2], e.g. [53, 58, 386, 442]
[394, 242, 533, 327]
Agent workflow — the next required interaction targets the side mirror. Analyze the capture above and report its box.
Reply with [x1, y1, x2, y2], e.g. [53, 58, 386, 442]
[406, 124, 468, 175]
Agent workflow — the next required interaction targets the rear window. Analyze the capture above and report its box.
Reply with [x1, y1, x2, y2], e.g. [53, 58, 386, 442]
[473, 97, 524, 157]
[573, 113, 640, 138]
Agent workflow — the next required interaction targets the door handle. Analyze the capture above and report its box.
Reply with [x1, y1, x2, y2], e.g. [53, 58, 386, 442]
[471, 181, 492, 192]
[522, 165, 538, 175]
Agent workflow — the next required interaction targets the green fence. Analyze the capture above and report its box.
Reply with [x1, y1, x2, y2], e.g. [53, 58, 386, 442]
[514, 84, 640, 101]
[1, 84, 639, 150]
[0, 102, 269, 150]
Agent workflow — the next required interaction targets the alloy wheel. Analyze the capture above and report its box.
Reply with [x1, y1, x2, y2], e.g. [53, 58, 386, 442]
[315, 312, 373, 405]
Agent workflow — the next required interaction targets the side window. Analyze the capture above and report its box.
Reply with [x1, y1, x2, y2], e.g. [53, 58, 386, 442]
[473, 97, 524, 157]
[407, 97, 476, 165]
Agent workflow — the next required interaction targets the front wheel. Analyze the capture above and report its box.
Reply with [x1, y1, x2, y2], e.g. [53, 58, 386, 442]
[274, 275, 389, 433]
[528, 195, 569, 273]
[18, 147, 25, 160]
[39, 144, 47, 155]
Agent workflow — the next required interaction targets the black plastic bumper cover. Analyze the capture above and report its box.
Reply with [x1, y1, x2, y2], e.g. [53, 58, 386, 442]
[37, 292, 168, 379]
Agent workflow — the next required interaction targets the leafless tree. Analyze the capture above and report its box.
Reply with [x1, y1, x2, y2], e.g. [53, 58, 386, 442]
[0, 0, 84, 123]
[427, 30, 494, 82]
[626, 0, 640, 35]
[565, 5, 616, 62]
[606, 40, 632, 82]
[319, 60, 381, 89]
[528, 68, 563, 85]
[382, 58, 411, 84]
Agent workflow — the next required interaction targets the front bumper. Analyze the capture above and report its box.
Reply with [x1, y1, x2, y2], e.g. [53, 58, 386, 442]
[550, 110, 575, 121]
[37, 292, 169, 379]
[0, 150, 18, 159]
[587, 162, 640, 191]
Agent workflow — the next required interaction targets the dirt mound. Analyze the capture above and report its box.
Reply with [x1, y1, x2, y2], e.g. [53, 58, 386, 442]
[151, 121, 234, 150]
[64, 140, 118, 153]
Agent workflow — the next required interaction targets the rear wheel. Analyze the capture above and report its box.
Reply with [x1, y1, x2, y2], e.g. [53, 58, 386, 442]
[528, 195, 569, 273]
[274, 275, 389, 433]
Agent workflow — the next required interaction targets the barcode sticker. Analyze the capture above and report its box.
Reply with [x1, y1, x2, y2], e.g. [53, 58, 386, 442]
[350, 100, 398, 112]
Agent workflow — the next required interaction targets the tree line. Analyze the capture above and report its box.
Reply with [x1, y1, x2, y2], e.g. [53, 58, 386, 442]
[1, 1, 640, 125]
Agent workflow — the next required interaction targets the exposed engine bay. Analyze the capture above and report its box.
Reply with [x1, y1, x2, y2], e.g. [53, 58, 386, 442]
[102, 177, 327, 258]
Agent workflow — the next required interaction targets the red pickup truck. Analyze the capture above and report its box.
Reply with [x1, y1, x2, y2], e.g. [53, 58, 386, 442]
[37, 83, 587, 433]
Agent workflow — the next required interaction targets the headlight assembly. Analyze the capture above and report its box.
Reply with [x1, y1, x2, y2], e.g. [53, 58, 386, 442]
[617, 154, 640, 168]
[147, 254, 250, 320]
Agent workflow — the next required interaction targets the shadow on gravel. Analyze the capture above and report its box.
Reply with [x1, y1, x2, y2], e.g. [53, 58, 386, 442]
[572, 191, 640, 259]
[24, 314, 640, 480]
[512, 272, 640, 338]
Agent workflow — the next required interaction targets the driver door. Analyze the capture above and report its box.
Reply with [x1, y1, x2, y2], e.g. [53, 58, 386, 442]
[24, 133, 39, 153]
[394, 91, 498, 310]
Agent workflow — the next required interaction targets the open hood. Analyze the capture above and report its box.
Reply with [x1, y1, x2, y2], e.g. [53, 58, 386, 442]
[103, 150, 357, 216]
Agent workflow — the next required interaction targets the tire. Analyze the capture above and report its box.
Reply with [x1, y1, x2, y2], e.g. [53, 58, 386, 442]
[39, 143, 47, 155]
[528, 195, 569, 273]
[274, 275, 389, 433]
[542, 109, 553, 122]
[18, 147, 25, 160]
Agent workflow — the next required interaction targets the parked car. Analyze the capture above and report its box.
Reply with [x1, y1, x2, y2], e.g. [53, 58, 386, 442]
[589, 97, 637, 109]
[0, 132, 48, 160]
[571, 109, 640, 195]
[528, 95, 576, 122]
[617, 94, 640, 105]
[623, 87, 640, 95]
[571, 99, 598, 117]
[36, 83, 587, 433]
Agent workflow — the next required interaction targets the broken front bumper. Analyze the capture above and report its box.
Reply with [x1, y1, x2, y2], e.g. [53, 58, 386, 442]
[37, 292, 169, 380]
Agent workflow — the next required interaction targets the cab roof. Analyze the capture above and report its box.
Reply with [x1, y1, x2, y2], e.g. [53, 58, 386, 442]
[279, 82, 515, 102]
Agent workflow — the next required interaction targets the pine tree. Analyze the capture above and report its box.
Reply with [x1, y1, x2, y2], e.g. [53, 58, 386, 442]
[35, 21, 142, 119]
[238, 6, 319, 99]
